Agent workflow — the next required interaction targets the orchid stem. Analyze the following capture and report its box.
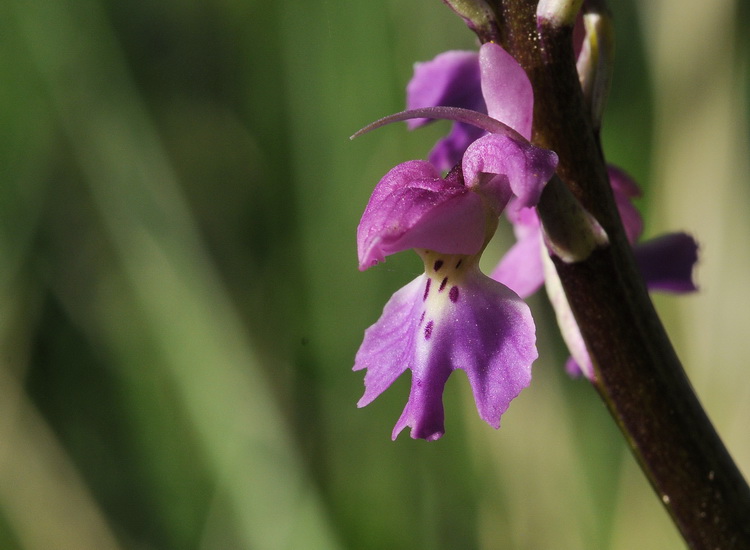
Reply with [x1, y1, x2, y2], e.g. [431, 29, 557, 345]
[485, 1, 750, 547]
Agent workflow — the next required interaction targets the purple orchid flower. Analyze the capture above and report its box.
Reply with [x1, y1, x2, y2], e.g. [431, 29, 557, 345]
[354, 43, 558, 440]
[406, 44, 699, 380]
[407, 44, 533, 171]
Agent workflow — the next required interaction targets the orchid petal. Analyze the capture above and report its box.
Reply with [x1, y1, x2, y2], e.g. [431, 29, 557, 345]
[491, 228, 546, 298]
[354, 276, 423, 407]
[565, 356, 584, 378]
[479, 43, 534, 140]
[462, 133, 558, 208]
[608, 165, 643, 243]
[357, 161, 486, 270]
[608, 164, 642, 198]
[356, 262, 536, 441]
[456, 269, 537, 430]
[406, 50, 484, 129]
[405, 50, 487, 170]
[428, 122, 487, 172]
[635, 233, 699, 293]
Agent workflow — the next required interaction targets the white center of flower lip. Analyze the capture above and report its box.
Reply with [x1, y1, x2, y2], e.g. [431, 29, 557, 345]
[417, 251, 468, 340]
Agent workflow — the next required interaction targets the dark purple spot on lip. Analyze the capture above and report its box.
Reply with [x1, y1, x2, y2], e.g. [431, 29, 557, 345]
[423, 278, 431, 300]
[424, 320, 434, 340]
[433, 260, 443, 272]
[456, 259, 462, 269]
[418, 311, 425, 325]
[449, 286, 459, 303]
[439, 277, 448, 292]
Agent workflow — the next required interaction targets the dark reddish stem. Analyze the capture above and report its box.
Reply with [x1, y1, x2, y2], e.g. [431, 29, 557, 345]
[487, 1, 750, 547]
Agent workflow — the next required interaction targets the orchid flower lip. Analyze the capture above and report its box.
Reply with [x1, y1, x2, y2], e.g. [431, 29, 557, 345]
[350, 106, 525, 142]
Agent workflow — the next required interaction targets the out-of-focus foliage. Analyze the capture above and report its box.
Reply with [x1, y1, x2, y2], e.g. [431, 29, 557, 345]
[0, 0, 747, 549]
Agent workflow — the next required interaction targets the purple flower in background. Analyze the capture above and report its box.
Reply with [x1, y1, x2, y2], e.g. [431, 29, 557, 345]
[354, 46, 558, 439]
[492, 165, 693, 298]
[406, 51, 485, 171]
[493, 166, 698, 379]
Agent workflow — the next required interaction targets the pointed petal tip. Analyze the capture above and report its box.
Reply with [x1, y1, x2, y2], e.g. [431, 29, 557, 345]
[390, 425, 445, 441]
[391, 424, 404, 441]
[478, 42, 534, 140]
[423, 430, 445, 442]
[358, 260, 375, 272]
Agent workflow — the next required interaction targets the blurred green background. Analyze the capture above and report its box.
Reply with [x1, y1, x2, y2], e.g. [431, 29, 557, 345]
[0, 0, 748, 548]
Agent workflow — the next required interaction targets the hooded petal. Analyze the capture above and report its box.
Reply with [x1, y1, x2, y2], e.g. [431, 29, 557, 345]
[355, 259, 537, 441]
[479, 43, 534, 140]
[635, 232, 699, 293]
[462, 133, 558, 208]
[357, 161, 486, 270]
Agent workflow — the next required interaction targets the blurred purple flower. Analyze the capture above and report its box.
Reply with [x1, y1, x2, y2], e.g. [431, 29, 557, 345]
[492, 167, 698, 379]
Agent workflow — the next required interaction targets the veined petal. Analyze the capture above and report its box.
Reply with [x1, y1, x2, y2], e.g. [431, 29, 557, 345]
[354, 276, 423, 407]
[453, 268, 536, 429]
[635, 233, 699, 293]
[355, 256, 537, 441]
[479, 43, 534, 140]
[462, 133, 558, 208]
[357, 161, 486, 270]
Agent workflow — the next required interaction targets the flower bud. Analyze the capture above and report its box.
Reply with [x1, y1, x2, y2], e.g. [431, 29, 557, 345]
[442, 0, 499, 42]
[576, 10, 615, 130]
[536, 0, 584, 27]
